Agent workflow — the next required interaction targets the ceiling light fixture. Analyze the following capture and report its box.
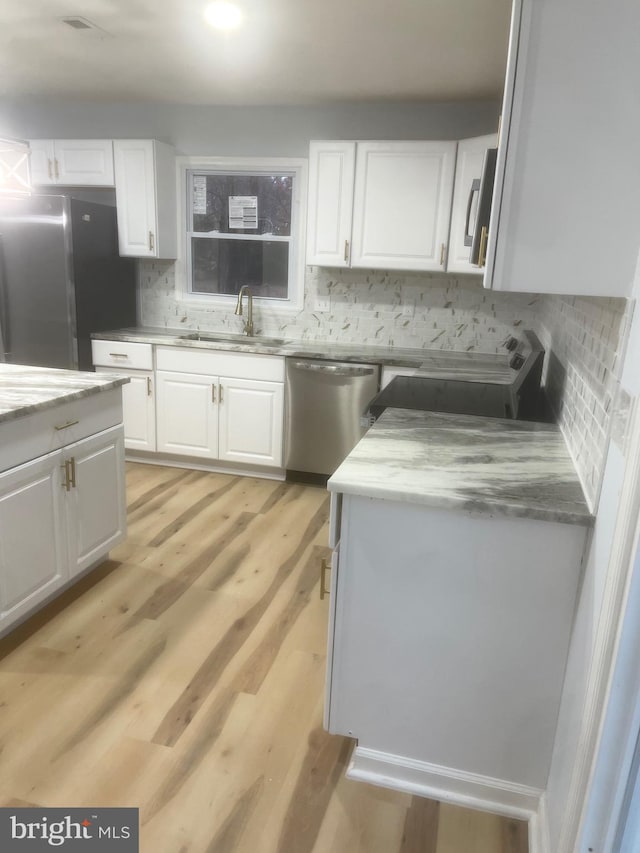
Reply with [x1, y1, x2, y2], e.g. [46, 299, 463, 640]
[203, 1, 243, 31]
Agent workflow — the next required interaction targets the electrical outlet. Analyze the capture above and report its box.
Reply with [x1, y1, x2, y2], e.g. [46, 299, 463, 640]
[401, 301, 414, 318]
[315, 296, 331, 313]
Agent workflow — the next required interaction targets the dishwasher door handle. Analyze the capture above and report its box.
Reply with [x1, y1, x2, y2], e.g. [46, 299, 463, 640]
[290, 361, 376, 377]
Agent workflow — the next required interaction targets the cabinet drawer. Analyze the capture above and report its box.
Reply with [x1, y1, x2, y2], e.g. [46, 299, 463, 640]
[156, 346, 285, 382]
[0, 388, 123, 474]
[92, 340, 153, 370]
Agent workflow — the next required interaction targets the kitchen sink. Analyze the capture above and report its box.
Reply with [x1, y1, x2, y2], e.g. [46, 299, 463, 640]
[179, 332, 287, 347]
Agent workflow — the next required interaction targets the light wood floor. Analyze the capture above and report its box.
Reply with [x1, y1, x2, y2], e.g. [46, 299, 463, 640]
[0, 463, 528, 853]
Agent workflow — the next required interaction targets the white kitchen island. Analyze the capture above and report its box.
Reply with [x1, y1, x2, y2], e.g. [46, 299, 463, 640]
[326, 408, 593, 818]
[0, 364, 129, 636]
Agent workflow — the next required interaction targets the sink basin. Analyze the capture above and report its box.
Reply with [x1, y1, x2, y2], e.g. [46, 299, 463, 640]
[179, 332, 287, 347]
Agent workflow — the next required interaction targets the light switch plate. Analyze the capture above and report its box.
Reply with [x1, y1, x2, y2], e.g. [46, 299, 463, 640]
[315, 296, 331, 312]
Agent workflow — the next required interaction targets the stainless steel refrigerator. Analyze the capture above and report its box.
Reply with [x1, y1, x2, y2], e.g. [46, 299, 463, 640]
[0, 194, 136, 371]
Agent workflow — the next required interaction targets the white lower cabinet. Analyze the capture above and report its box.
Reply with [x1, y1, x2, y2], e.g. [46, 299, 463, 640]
[0, 408, 126, 635]
[0, 452, 67, 627]
[218, 377, 284, 467]
[97, 367, 155, 452]
[94, 342, 286, 471]
[156, 370, 284, 467]
[65, 426, 126, 579]
[156, 370, 219, 459]
[326, 492, 587, 792]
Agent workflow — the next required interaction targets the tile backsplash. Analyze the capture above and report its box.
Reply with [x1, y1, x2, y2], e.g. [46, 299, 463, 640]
[138, 261, 541, 352]
[537, 295, 631, 509]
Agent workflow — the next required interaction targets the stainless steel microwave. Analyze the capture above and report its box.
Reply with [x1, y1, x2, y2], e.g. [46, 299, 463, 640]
[464, 147, 498, 268]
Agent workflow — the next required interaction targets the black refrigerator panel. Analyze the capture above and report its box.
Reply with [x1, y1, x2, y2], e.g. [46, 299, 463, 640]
[0, 195, 76, 369]
[70, 199, 136, 370]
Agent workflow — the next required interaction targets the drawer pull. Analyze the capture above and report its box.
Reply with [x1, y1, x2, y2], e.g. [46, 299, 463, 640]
[109, 352, 129, 359]
[149, 231, 155, 252]
[211, 383, 216, 403]
[219, 384, 223, 403]
[54, 420, 79, 431]
[47, 158, 53, 180]
[69, 456, 76, 489]
[320, 558, 331, 600]
[147, 376, 152, 396]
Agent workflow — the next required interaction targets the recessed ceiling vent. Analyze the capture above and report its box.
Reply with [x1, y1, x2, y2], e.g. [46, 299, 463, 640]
[59, 16, 112, 37]
[62, 16, 95, 29]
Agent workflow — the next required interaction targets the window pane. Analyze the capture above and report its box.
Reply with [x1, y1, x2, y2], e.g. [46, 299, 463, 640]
[191, 237, 289, 299]
[191, 173, 293, 236]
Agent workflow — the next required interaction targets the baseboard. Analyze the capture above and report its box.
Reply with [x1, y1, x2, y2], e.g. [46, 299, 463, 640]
[346, 745, 543, 821]
[125, 451, 285, 481]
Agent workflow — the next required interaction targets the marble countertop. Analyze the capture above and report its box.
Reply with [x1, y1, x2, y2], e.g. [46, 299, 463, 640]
[0, 363, 129, 425]
[92, 326, 516, 382]
[328, 408, 592, 526]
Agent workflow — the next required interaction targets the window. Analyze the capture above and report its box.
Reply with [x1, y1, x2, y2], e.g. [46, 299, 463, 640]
[182, 158, 306, 310]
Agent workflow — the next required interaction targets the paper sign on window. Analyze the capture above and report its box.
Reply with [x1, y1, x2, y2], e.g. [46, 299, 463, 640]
[229, 196, 258, 229]
[192, 176, 207, 215]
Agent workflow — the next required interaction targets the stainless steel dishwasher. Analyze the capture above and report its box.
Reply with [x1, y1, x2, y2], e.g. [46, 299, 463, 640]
[285, 358, 380, 479]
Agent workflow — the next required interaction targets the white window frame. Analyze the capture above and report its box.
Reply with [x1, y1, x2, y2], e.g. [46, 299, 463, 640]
[175, 156, 307, 314]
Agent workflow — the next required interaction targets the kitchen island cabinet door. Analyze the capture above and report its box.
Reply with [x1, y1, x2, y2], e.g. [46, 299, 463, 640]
[350, 141, 456, 272]
[64, 425, 126, 579]
[0, 451, 67, 630]
[156, 369, 219, 459]
[218, 377, 284, 468]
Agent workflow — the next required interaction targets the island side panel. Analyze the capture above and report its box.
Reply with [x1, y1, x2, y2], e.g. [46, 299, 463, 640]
[328, 493, 587, 790]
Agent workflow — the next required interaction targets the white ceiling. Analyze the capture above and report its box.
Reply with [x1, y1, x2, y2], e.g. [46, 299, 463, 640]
[0, 0, 513, 105]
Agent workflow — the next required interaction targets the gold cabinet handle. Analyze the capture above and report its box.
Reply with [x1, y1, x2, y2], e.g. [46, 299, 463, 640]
[478, 226, 488, 268]
[320, 558, 331, 600]
[211, 383, 216, 403]
[147, 376, 152, 396]
[61, 460, 72, 492]
[54, 419, 79, 431]
[344, 240, 349, 263]
[109, 352, 129, 359]
[54, 158, 60, 180]
[47, 158, 53, 180]
[149, 231, 155, 252]
[69, 456, 76, 489]
[219, 383, 223, 403]
[440, 242, 446, 266]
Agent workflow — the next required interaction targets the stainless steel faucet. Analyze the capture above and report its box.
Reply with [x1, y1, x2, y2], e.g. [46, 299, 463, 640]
[234, 285, 254, 336]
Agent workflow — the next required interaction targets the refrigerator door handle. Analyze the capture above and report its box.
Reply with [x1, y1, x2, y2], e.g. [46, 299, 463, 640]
[0, 233, 9, 361]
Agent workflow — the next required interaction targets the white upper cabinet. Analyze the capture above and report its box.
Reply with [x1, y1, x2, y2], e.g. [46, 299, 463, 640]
[28, 139, 114, 186]
[306, 140, 457, 272]
[485, 0, 640, 296]
[306, 141, 356, 267]
[113, 139, 177, 259]
[447, 133, 498, 275]
[351, 141, 456, 272]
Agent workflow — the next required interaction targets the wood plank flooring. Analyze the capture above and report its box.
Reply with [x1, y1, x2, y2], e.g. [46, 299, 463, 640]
[0, 463, 529, 853]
